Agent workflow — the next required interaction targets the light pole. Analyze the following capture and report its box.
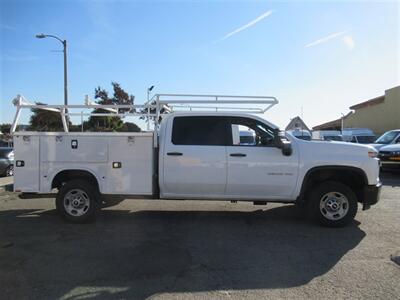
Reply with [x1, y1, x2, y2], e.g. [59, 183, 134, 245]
[146, 86, 155, 130]
[341, 113, 345, 132]
[36, 33, 68, 106]
[147, 85, 154, 102]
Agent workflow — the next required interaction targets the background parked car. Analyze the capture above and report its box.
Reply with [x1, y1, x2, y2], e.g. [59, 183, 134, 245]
[342, 128, 376, 144]
[378, 143, 400, 170]
[287, 129, 312, 141]
[239, 130, 256, 145]
[370, 129, 400, 151]
[312, 130, 343, 141]
[0, 147, 14, 177]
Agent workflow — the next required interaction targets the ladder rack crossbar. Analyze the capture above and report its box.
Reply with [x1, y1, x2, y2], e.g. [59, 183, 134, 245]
[11, 93, 278, 134]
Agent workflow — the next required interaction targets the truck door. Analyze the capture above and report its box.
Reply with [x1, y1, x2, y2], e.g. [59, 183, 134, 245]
[225, 117, 299, 200]
[162, 116, 228, 198]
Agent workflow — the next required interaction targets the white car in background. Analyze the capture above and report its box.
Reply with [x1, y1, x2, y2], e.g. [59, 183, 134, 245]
[287, 129, 312, 141]
[312, 130, 343, 141]
[342, 128, 376, 144]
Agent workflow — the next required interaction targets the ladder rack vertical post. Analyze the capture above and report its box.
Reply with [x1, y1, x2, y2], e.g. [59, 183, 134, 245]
[81, 110, 83, 132]
[11, 107, 21, 134]
[147, 105, 150, 131]
[154, 94, 160, 148]
[61, 108, 69, 132]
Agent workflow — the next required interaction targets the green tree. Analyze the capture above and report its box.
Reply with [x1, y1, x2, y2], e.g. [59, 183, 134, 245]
[29, 103, 71, 131]
[86, 82, 140, 132]
[0, 124, 11, 135]
[0, 123, 12, 146]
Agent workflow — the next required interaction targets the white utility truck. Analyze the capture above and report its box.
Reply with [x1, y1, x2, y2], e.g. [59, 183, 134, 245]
[11, 94, 381, 227]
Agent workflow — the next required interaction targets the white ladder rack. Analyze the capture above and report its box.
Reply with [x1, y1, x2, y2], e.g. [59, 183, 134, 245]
[11, 93, 278, 133]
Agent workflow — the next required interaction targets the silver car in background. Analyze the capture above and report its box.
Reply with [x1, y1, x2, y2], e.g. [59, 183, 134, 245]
[0, 147, 14, 177]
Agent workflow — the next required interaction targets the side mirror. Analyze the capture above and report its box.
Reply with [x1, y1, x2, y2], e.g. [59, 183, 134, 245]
[281, 140, 293, 156]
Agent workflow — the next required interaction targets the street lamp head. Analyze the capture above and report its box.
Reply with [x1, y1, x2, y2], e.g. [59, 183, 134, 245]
[148, 85, 155, 92]
[36, 33, 46, 39]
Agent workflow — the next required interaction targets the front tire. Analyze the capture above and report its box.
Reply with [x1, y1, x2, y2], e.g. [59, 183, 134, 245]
[56, 179, 100, 223]
[308, 181, 358, 227]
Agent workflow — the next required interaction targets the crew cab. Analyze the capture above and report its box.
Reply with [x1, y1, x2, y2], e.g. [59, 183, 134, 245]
[11, 94, 381, 227]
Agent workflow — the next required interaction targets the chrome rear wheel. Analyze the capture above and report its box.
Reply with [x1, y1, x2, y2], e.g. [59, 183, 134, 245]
[56, 179, 100, 223]
[63, 189, 90, 217]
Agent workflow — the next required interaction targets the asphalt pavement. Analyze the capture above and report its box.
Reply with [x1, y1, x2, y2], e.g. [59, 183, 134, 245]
[0, 172, 399, 299]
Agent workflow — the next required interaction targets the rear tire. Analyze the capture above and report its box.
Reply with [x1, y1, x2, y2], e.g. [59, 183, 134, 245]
[56, 179, 100, 223]
[308, 181, 358, 227]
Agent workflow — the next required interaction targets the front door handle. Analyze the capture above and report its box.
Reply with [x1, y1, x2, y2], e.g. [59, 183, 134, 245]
[167, 152, 183, 156]
[230, 153, 247, 157]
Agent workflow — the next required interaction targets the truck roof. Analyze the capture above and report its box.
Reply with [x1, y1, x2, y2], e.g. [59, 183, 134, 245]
[164, 112, 279, 130]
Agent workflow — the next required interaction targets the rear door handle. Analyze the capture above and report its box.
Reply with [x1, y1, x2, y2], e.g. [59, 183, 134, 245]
[167, 152, 183, 156]
[230, 153, 247, 157]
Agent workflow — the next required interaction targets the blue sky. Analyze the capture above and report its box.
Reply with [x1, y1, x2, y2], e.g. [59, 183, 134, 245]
[0, 0, 399, 129]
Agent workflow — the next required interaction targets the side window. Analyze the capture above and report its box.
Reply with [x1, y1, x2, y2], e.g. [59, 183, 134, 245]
[228, 117, 276, 147]
[172, 116, 228, 146]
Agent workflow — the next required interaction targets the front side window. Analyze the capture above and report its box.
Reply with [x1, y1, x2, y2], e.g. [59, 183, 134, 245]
[228, 117, 276, 147]
[172, 116, 228, 146]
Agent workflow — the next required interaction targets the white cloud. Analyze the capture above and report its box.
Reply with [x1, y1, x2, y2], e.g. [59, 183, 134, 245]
[342, 35, 355, 50]
[305, 30, 349, 48]
[0, 55, 38, 62]
[0, 24, 16, 30]
[219, 10, 274, 42]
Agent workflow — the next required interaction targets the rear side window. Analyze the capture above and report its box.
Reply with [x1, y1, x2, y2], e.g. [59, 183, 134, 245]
[172, 116, 228, 146]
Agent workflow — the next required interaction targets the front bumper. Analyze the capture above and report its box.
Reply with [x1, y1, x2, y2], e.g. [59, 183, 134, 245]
[380, 160, 400, 167]
[362, 181, 382, 210]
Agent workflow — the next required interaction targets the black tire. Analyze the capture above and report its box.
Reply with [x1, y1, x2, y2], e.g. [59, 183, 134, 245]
[308, 181, 358, 227]
[6, 165, 13, 177]
[56, 179, 100, 223]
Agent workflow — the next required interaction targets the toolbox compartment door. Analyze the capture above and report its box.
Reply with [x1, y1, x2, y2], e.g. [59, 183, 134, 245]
[41, 136, 108, 163]
[13, 134, 40, 192]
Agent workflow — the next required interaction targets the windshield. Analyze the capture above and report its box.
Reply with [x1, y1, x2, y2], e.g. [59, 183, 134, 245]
[325, 136, 343, 141]
[375, 131, 399, 144]
[356, 136, 376, 144]
[296, 135, 311, 141]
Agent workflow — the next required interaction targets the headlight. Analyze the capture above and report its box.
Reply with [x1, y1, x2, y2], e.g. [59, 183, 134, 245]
[368, 151, 378, 158]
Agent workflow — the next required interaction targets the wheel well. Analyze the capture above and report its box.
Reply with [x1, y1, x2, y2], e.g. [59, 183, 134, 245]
[301, 167, 367, 203]
[52, 170, 99, 191]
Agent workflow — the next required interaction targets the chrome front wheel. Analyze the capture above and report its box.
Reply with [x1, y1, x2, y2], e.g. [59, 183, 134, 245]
[319, 192, 349, 221]
[309, 181, 358, 227]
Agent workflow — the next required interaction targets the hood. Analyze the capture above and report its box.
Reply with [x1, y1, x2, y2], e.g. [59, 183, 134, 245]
[297, 138, 376, 154]
[379, 144, 400, 152]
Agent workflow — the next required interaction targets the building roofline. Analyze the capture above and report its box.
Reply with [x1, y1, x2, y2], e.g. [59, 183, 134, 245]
[349, 95, 384, 110]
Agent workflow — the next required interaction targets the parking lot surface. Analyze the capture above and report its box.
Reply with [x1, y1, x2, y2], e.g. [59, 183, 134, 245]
[0, 173, 399, 300]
